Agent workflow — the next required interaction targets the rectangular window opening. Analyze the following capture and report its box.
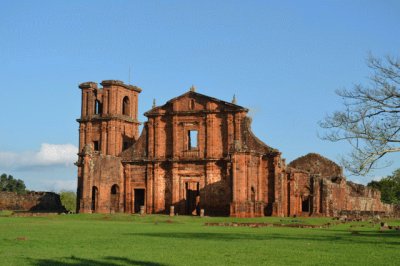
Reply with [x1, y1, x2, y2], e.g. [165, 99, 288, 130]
[93, 141, 99, 151]
[188, 130, 198, 150]
[123, 141, 129, 150]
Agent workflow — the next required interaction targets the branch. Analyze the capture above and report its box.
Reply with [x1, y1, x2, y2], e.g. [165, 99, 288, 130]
[320, 54, 400, 176]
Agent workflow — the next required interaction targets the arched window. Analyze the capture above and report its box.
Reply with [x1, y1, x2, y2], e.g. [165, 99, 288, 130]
[190, 99, 195, 110]
[111, 184, 119, 195]
[95, 100, 102, 115]
[122, 96, 130, 116]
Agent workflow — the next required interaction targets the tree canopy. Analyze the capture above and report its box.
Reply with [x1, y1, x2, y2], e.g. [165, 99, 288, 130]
[59, 190, 76, 213]
[320, 54, 400, 175]
[0, 173, 27, 194]
[368, 169, 400, 204]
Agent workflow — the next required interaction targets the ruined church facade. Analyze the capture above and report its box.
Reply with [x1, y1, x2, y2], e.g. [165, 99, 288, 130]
[76, 80, 393, 217]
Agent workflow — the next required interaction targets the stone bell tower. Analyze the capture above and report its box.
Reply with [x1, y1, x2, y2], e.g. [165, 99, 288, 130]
[77, 80, 141, 156]
[76, 80, 141, 213]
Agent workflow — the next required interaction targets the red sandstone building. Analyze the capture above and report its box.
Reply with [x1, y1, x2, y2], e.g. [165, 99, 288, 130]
[76, 80, 392, 217]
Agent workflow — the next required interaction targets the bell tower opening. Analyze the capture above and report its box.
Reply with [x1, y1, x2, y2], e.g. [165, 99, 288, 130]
[95, 100, 102, 115]
[122, 96, 130, 116]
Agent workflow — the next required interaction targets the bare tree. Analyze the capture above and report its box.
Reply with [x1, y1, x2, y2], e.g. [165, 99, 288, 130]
[320, 54, 400, 175]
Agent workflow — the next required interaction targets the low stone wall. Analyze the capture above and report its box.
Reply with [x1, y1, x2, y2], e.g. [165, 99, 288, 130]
[339, 210, 391, 218]
[394, 205, 400, 218]
[0, 191, 66, 212]
[230, 201, 265, 218]
[322, 179, 394, 217]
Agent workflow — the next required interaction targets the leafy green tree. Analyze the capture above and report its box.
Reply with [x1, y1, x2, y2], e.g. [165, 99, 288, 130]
[0, 173, 27, 194]
[60, 190, 77, 213]
[368, 169, 400, 204]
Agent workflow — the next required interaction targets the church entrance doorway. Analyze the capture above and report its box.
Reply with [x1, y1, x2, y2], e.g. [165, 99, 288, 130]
[302, 196, 310, 213]
[110, 184, 119, 213]
[185, 182, 200, 215]
[134, 189, 145, 213]
[91, 186, 98, 212]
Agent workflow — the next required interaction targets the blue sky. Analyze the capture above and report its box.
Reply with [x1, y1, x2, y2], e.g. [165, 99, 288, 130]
[0, 1, 399, 191]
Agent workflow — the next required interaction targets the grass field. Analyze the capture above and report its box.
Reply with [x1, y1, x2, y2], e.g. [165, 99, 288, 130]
[0, 212, 399, 266]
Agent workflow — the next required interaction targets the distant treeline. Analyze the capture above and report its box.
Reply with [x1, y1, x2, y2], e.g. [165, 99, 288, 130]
[368, 169, 400, 205]
[0, 173, 27, 194]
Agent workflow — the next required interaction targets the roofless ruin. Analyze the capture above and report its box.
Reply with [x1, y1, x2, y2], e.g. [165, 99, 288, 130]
[76, 80, 393, 217]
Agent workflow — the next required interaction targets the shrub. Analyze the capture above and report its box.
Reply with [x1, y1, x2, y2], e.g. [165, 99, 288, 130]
[60, 191, 77, 213]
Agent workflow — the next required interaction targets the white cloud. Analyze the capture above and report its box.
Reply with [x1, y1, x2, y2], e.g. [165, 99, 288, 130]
[35, 143, 78, 166]
[43, 179, 77, 192]
[0, 143, 78, 170]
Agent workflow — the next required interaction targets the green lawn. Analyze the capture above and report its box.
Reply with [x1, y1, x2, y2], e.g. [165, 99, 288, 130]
[0, 213, 399, 266]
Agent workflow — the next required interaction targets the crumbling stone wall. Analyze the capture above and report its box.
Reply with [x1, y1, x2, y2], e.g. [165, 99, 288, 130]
[0, 191, 65, 212]
[288, 153, 343, 179]
[77, 84, 282, 217]
[288, 153, 393, 217]
[394, 205, 400, 218]
[321, 179, 393, 216]
[76, 80, 392, 217]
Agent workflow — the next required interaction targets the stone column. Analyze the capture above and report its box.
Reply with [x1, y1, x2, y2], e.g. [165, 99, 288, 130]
[227, 113, 234, 152]
[312, 177, 320, 215]
[246, 156, 250, 202]
[101, 122, 107, 155]
[115, 89, 120, 115]
[86, 122, 92, 148]
[172, 162, 179, 206]
[108, 88, 113, 114]
[232, 154, 237, 202]
[135, 94, 138, 121]
[206, 114, 214, 158]
[87, 91, 94, 115]
[146, 163, 154, 214]
[171, 116, 177, 158]
[272, 156, 283, 216]
[82, 92, 88, 117]
[148, 119, 154, 159]
[204, 162, 213, 211]
[108, 122, 116, 156]
[154, 117, 160, 158]
[79, 124, 86, 152]
[103, 90, 109, 115]
[124, 167, 130, 213]
[81, 153, 92, 213]
[257, 156, 262, 202]
[233, 112, 242, 143]
[153, 162, 159, 212]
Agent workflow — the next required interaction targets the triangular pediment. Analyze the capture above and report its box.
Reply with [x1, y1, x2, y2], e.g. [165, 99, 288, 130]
[144, 91, 247, 116]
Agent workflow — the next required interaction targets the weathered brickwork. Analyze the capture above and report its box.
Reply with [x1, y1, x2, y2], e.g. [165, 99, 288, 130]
[0, 191, 65, 212]
[76, 80, 393, 217]
[287, 153, 393, 216]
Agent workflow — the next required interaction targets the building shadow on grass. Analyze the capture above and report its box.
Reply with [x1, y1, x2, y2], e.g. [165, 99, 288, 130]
[126, 229, 400, 246]
[31, 256, 168, 266]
